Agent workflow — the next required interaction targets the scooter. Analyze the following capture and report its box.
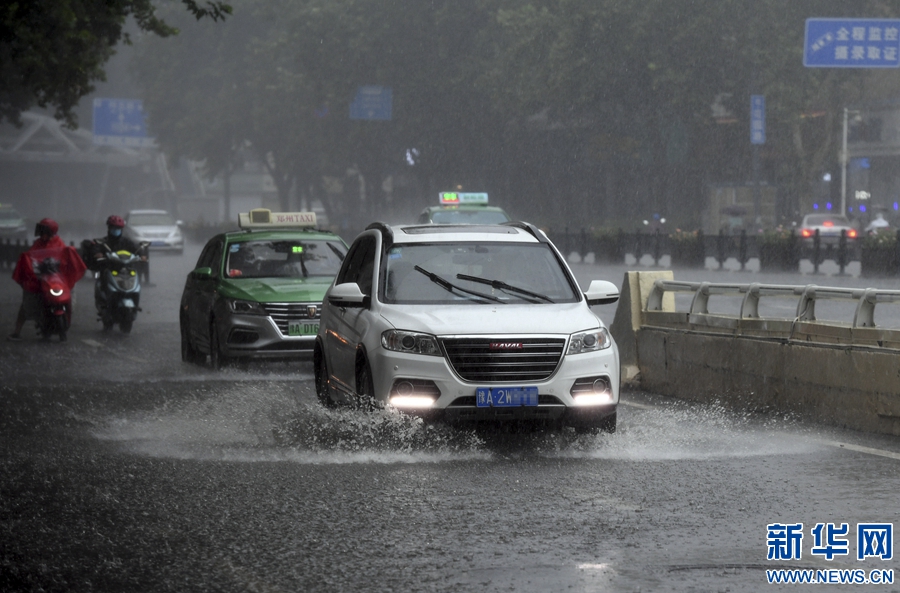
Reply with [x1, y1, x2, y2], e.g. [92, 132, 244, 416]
[34, 255, 74, 341]
[93, 245, 144, 333]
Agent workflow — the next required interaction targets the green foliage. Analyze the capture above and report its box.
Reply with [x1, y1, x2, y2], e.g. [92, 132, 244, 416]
[0, 0, 231, 128]
[758, 226, 796, 245]
[863, 228, 898, 249]
[122, 0, 897, 227]
[669, 229, 702, 243]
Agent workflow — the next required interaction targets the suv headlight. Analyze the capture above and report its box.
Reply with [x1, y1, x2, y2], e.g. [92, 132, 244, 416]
[568, 328, 612, 354]
[228, 299, 265, 315]
[382, 330, 441, 356]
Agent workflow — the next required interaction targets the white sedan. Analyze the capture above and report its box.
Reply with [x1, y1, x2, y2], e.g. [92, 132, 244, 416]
[125, 209, 184, 253]
[314, 222, 620, 432]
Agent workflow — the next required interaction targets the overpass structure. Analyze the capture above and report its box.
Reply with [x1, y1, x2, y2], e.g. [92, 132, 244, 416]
[611, 271, 900, 436]
[0, 112, 174, 225]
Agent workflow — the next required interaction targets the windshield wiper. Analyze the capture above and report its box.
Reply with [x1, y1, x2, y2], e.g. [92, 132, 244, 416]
[327, 242, 346, 261]
[456, 273, 554, 303]
[413, 266, 505, 304]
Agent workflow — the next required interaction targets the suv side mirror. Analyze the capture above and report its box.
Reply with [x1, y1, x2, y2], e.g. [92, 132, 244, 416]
[328, 282, 369, 308]
[584, 280, 619, 306]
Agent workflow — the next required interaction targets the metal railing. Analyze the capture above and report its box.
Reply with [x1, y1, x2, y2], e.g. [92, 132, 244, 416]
[646, 279, 900, 329]
[547, 227, 900, 276]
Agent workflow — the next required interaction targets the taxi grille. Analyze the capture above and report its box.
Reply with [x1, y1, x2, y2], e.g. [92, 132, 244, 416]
[260, 302, 322, 335]
[440, 337, 565, 383]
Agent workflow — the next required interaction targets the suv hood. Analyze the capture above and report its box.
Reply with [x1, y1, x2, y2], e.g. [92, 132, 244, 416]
[219, 276, 333, 302]
[379, 302, 601, 335]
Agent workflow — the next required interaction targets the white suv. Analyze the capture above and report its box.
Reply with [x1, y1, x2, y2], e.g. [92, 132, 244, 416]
[314, 222, 620, 432]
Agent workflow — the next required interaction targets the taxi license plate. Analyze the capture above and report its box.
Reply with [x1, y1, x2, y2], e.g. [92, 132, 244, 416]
[476, 386, 538, 407]
[288, 321, 319, 336]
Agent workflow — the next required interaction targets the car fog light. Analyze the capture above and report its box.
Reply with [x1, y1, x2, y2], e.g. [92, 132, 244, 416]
[570, 375, 612, 406]
[573, 392, 612, 406]
[389, 379, 440, 407]
[389, 396, 436, 408]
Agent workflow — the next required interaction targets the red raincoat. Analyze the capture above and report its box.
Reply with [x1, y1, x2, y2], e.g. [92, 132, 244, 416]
[12, 236, 87, 293]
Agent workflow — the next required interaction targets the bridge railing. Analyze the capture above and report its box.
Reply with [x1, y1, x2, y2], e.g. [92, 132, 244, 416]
[646, 278, 900, 331]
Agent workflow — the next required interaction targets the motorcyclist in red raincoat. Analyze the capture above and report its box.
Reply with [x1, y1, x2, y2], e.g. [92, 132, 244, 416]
[9, 218, 86, 340]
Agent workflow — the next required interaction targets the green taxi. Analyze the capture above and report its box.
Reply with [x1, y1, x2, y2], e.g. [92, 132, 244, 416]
[180, 210, 348, 368]
[416, 192, 510, 225]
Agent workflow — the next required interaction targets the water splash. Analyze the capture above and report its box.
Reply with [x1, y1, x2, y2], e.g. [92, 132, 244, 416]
[89, 380, 822, 464]
[90, 381, 487, 464]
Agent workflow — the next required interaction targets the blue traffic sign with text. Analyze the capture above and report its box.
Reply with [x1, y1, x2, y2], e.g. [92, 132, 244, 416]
[92, 98, 154, 147]
[804, 18, 900, 68]
[350, 86, 392, 121]
[751, 95, 765, 145]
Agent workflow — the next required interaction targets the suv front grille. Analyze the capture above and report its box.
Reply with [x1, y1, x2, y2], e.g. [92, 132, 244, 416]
[440, 336, 566, 383]
[260, 302, 322, 335]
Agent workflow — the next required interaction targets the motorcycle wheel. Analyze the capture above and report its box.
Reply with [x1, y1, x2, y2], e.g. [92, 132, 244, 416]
[120, 316, 133, 334]
[56, 315, 67, 342]
[209, 320, 229, 370]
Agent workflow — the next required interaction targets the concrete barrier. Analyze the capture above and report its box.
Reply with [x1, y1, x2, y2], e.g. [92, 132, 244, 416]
[609, 271, 900, 436]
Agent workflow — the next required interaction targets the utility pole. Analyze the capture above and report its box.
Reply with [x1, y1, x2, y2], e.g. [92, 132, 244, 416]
[841, 107, 849, 216]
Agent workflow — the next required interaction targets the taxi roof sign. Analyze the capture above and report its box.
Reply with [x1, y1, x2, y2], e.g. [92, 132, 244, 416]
[238, 209, 317, 229]
[439, 192, 488, 205]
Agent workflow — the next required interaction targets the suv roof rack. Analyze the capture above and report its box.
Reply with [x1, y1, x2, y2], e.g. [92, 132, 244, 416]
[503, 221, 548, 244]
[365, 221, 394, 249]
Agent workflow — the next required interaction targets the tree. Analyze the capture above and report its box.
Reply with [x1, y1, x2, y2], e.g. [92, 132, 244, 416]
[0, 0, 231, 128]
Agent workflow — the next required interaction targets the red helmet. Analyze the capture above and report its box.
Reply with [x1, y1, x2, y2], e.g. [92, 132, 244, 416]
[34, 218, 59, 237]
[106, 215, 126, 228]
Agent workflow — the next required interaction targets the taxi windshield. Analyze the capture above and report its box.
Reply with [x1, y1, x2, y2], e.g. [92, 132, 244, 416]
[226, 239, 346, 279]
[381, 242, 578, 304]
[430, 209, 510, 224]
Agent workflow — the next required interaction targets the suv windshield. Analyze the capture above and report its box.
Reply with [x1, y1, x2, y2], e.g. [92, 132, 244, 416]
[381, 242, 578, 304]
[226, 239, 347, 278]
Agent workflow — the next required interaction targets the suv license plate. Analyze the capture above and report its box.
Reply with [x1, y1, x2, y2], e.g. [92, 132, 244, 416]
[476, 386, 538, 407]
[288, 321, 319, 336]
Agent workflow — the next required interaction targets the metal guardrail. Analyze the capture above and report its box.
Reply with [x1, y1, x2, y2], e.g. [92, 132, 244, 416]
[547, 227, 899, 275]
[646, 279, 900, 329]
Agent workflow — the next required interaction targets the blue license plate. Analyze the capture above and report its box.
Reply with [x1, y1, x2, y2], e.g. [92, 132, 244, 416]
[151, 240, 166, 246]
[476, 386, 538, 407]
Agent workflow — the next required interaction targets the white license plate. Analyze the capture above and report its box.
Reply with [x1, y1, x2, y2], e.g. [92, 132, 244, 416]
[288, 321, 319, 336]
[476, 386, 539, 407]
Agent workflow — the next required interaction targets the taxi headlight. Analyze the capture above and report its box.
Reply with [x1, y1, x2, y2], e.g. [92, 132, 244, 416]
[228, 299, 265, 315]
[381, 330, 441, 356]
[568, 328, 612, 354]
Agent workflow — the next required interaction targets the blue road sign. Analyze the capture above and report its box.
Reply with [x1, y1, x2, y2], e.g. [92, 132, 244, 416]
[92, 98, 154, 147]
[751, 95, 765, 145]
[349, 86, 392, 121]
[804, 18, 900, 68]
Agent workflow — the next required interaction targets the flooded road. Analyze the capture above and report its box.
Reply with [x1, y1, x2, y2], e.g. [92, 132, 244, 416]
[2, 240, 899, 592]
